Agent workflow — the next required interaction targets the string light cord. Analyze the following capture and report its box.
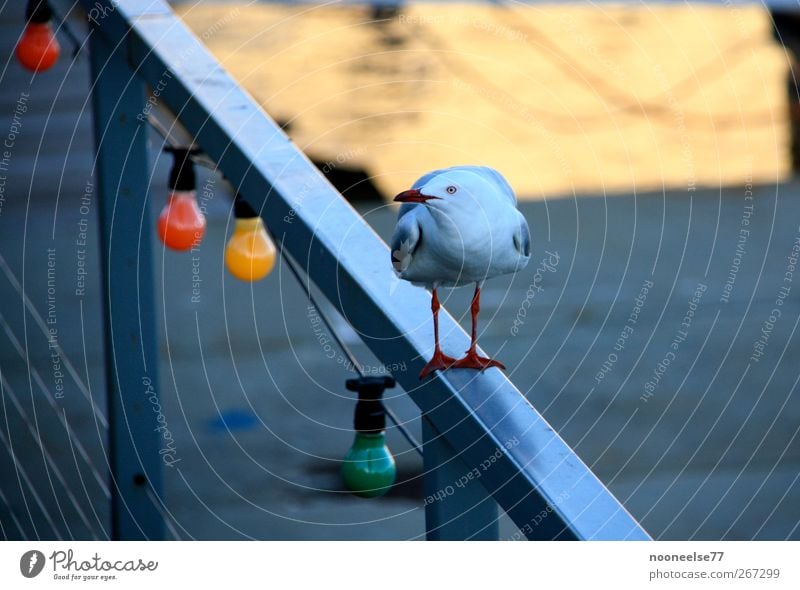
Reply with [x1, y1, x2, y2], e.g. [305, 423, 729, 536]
[279, 245, 423, 457]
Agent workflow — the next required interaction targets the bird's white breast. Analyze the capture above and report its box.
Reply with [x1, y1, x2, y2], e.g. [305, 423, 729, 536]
[400, 198, 528, 287]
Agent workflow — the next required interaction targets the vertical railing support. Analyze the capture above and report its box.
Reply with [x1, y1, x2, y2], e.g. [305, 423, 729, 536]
[423, 419, 499, 540]
[89, 30, 164, 540]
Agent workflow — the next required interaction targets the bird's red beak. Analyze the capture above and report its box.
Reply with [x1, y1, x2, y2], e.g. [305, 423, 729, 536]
[393, 189, 439, 203]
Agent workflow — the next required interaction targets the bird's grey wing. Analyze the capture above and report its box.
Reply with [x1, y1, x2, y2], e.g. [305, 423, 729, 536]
[390, 210, 421, 274]
[462, 166, 517, 205]
[437, 165, 516, 205]
[397, 202, 418, 219]
[513, 210, 531, 257]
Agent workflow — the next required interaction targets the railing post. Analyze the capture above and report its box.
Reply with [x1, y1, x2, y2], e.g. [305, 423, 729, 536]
[423, 419, 499, 540]
[89, 30, 164, 540]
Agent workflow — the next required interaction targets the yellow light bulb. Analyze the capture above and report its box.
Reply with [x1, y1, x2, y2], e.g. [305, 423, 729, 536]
[225, 217, 276, 282]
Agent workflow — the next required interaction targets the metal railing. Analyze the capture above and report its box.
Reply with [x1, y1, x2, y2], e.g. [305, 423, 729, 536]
[81, 0, 649, 541]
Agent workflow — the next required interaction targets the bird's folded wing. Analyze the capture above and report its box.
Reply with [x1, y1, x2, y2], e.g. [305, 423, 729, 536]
[513, 209, 531, 257]
[390, 211, 421, 274]
[466, 166, 517, 206]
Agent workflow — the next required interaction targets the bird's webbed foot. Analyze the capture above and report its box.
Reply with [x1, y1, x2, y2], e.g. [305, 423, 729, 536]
[419, 349, 457, 380]
[451, 350, 506, 372]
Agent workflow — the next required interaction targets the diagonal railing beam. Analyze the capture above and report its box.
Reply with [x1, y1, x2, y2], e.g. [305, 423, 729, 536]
[82, 0, 649, 540]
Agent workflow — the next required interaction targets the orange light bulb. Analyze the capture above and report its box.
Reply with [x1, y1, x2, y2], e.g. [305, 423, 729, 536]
[157, 191, 206, 251]
[16, 22, 60, 72]
[225, 217, 276, 282]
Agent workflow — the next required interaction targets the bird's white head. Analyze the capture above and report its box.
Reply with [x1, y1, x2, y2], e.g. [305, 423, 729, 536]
[393, 169, 498, 212]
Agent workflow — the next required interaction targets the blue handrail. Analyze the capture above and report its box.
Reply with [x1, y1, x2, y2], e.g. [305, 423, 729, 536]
[81, 0, 650, 541]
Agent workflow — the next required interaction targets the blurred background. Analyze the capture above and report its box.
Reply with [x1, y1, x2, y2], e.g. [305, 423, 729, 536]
[1, 0, 799, 540]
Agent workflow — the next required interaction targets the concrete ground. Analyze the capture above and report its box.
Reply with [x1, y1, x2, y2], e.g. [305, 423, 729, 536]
[0, 1, 799, 540]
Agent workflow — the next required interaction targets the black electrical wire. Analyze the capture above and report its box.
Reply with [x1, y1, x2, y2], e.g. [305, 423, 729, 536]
[146, 115, 218, 171]
[35, 1, 83, 58]
[151, 103, 423, 455]
[279, 245, 424, 457]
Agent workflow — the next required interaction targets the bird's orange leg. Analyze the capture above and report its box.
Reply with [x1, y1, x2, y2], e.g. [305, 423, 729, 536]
[452, 284, 505, 372]
[419, 288, 457, 379]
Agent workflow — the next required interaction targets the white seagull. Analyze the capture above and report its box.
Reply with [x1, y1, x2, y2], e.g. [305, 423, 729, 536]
[391, 166, 531, 379]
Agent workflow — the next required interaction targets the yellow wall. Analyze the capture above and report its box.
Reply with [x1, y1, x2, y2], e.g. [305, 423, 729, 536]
[177, 3, 790, 199]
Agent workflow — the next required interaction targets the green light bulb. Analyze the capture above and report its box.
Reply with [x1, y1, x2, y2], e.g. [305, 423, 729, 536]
[341, 432, 396, 498]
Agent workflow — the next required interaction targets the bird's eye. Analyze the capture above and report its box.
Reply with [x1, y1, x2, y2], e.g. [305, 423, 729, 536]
[446, 185, 457, 194]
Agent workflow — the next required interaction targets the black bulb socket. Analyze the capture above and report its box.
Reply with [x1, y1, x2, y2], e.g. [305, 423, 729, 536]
[164, 147, 200, 192]
[26, 1, 53, 24]
[346, 376, 395, 434]
[234, 194, 259, 219]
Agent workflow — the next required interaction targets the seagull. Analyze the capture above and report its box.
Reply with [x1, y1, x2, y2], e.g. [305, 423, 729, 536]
[391, 166, 531, 379]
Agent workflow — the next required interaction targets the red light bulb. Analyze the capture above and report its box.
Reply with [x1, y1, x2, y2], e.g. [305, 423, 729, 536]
[16, 2, 60, 73]
[157, 190, 206, 251]
[158, 147, 205, 251]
